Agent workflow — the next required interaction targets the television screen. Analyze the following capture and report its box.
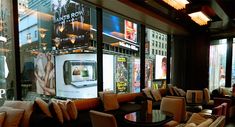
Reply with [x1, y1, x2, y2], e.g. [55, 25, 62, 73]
[155, 55, 167, 80]
[55, 54, 97, 98]
[63, 60, 96, 85]
[124, 20, 137, 43]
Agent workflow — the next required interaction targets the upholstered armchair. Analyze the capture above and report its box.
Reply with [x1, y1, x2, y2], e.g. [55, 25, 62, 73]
[90, 110, 118, 127]
[186, 90, 204, 112]
[203, 88, 215, 109]
[160, 96, 187, 127]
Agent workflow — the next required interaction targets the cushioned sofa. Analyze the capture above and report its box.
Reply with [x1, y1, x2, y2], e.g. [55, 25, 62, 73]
[160, 96, 226, 127]
[73, 92, 145, 127]
[0, 92, 145, 127]
[0, 91, 226, 127]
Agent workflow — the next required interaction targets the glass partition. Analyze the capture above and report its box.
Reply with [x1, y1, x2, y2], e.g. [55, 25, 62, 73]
[231, 38, 235, 87]
[209, 39, 227, 91]
[102, 11, 140, 93]
[19, 0, 97, 100]
[0, 0, 16, 105]
[145, 28, 167, 89]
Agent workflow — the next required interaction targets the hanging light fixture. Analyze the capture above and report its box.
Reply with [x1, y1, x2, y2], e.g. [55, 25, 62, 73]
[53, 37, 61, 48]
[67, 34, 77, 44]
[58, 24, 65, 32]
[163, 0, 189, 10]
[188, 11, 211, 26]
[39, 28, 47, 39]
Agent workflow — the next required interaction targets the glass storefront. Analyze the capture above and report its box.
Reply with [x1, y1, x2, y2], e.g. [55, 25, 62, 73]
[209, 39, 227, 91]
[19, 0, 97, 99]
[102, 11, 140, 93]
[231, 38, 235, 86]
[0, 0, 172, 100]
[0, 0, 16, 105]
[145, 28, 167, 89]
[4, 0, 234, 100]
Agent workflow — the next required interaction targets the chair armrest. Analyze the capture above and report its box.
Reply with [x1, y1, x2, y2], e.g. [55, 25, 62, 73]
[213, 97, 231, 106]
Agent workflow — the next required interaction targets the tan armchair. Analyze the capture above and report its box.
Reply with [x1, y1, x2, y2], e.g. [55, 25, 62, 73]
[89, 110, 118, 127]
[160, 96, 187, 127]
[203, 88, 214, 109]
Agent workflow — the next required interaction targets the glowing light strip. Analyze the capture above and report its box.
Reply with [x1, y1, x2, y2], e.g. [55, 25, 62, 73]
[188, 11, 211, 26]
[163, 0, 189, 10]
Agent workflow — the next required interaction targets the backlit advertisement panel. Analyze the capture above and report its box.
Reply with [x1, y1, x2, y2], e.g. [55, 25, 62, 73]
[55, 54, 97, 98]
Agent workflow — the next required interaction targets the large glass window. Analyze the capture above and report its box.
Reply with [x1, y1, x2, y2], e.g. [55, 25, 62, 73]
[231, 38, 235, 86]
[145, 28, 167, 89]
[102, 11, 140, 93]
[19, 0, 97, 99]
[209, 39, 227, 91]
[0, 0, 16, 105]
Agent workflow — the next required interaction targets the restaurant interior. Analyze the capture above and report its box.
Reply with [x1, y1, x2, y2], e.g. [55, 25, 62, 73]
[0, 0, 235, 127]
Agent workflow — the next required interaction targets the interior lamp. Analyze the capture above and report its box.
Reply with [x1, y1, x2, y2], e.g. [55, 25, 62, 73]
[67, 34, 77, 44]
[70, 36, 76, 44]
[163, 0, 189, 10]
[39, 28, 47, 39]
[188, 11, 211, 26]
[58, 25, 65, 32]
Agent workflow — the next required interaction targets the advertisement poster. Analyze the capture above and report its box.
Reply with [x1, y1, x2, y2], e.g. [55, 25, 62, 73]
[155, 55, 167, 79]
[103, 54, 114, 91]
[52, 0, 91, 49]
[145, 59, 153, 88]
[55, 54, 97, 98]
[124, 20, 137, 43]
[116, 57, 128, 93]
[132, 59, 140, 93]
[34, 53, 55, 95]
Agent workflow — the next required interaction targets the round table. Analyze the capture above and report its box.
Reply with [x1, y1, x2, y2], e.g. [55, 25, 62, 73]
[124, 110, 173, 127]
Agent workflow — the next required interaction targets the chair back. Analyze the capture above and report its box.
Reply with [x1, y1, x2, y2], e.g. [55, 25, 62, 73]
[186, 90, 203, 104]
[90, 110, 118, 127]
[160, 96, 186, 122]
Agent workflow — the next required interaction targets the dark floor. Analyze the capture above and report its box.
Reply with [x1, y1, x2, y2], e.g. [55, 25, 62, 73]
[225, 117, 235, 127]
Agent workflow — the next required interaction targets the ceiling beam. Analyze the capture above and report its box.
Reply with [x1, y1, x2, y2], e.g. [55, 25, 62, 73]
[209, 0, 229, 30]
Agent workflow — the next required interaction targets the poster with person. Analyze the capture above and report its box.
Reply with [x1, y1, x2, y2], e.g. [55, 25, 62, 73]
[116, 57, 128, 93]
[34, 53, 55, 95]
[155, 55, 167, 79]
[124, 20, 137, 43]
[145, 59, 153, 88]
[132, 59, 140, 93]
[52, 0, 91, 48]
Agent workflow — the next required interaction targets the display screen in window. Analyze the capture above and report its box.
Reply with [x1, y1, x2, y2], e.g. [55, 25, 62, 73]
[56, 54, 97, 98]
[52, 0, 91, 49]
[155, 55, 167, 80]
[63, 60, 96, 84]
[124, 20, 137, 43]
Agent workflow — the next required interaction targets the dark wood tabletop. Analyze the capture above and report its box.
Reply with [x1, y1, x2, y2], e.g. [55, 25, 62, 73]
[124, 110, 173, 127]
